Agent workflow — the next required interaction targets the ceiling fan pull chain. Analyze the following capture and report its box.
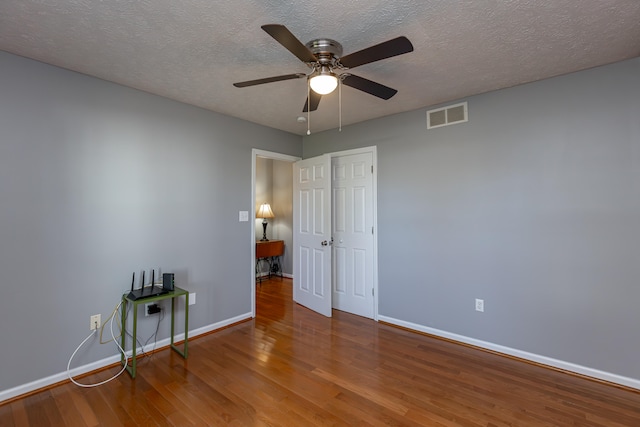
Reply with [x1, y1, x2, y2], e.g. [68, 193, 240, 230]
[307, 77, 311, 135]
[339, 77, 342, 132]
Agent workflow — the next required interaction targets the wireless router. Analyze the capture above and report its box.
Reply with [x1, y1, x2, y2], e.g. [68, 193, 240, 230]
[126, 269, 171, 301]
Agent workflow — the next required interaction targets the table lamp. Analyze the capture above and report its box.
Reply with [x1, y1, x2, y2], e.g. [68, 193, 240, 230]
[257, 203, 275, 241]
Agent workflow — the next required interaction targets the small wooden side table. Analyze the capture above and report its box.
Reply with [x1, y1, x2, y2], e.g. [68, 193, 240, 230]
[256, 240, 284, 281]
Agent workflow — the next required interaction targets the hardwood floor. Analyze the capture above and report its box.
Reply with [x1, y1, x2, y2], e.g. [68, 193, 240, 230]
[2, 277, 639, 426]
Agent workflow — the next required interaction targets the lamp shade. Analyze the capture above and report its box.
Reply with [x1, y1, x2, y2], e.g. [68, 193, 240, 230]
[257, 203, 274, 219]
[309, 68, 338, 95]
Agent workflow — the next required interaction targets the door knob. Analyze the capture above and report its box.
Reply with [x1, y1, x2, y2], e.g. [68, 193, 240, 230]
[321, 240, 328, 246]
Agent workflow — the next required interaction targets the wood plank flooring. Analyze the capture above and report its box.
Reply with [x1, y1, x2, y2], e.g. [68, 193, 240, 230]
[2, 277, 639, 426]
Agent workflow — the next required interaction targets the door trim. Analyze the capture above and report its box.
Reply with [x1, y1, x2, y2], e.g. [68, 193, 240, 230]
[251, 149, 301, 318]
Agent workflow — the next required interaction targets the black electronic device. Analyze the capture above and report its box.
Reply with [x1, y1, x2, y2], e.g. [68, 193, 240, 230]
[126, 269, 170, 301]
[162, 273, 175, 292]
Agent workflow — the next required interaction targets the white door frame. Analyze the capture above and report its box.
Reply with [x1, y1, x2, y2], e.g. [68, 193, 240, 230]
[251, 149, 301, 318]
[250, 146, 378, 321]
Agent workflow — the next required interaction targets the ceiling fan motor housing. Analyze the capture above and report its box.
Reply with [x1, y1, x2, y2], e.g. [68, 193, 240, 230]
[305, 38, 343, 67]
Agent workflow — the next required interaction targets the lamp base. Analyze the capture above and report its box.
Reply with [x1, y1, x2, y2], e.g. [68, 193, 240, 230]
[261, 221, 269, 241]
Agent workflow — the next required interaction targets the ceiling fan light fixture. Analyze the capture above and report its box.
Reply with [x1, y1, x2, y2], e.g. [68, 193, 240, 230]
[309, 68, 338, 95]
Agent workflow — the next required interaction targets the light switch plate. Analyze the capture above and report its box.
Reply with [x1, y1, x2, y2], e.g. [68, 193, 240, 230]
[239, 211, 249, 222]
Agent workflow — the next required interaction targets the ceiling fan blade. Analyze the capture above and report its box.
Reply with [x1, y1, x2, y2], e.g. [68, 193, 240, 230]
[303, 90, 322, 112]
[342, 74, 398, 100]
[262, 24, 318, 63]
[339, 36, 414, 69]
[233, 73, 306, 88]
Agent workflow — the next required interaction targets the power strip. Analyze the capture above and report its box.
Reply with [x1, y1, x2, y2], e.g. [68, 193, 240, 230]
[146, 303, 161, 316]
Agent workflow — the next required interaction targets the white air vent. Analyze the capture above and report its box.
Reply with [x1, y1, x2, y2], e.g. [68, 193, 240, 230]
[427, 102, 468, 129]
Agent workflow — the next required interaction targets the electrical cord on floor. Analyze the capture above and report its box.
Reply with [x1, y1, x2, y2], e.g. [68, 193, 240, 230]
[67, 300, 127, 388]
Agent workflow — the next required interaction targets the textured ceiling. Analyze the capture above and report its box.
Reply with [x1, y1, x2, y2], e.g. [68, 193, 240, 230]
[1, 1, 639, 135]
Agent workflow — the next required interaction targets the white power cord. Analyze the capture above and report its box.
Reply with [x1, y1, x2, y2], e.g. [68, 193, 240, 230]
[67, 300, 128, 387]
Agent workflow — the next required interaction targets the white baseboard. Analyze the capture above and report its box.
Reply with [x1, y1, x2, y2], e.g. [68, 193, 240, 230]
[378, 315, 640, 391]
[0, 312, 253, 404]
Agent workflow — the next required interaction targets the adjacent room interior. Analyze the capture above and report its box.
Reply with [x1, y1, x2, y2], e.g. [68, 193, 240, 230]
[254, 155, 294, 280]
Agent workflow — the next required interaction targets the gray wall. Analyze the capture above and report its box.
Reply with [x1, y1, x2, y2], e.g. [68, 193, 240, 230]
[255, 158, 293, 275]
[304, 58, 640, 380]
[255, 157, 273, 239]
[0, 51, 301, 391]
[271, 159, 293, 275]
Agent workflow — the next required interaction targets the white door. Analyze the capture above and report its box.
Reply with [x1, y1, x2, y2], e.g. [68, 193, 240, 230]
[331, 152, 375, 318]
[293, 154, 332, 317]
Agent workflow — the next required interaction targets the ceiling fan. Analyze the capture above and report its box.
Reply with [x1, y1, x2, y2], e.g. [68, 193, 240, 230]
[233, 25, 414, 114]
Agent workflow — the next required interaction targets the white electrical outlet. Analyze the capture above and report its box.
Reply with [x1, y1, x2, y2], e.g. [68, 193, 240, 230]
[90, 314, 101, 330]
[189, 292, 196, 306]
[475, 299, 484, 312]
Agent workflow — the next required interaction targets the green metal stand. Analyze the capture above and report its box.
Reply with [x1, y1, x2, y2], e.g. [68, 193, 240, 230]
[120, 286, 189, 378]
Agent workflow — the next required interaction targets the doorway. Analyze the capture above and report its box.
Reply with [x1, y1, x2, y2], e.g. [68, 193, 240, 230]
[251, 149, 300, 318]
[251, 147, 378, 320]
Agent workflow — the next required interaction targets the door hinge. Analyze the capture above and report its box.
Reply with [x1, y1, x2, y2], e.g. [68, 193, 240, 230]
[372, 226, 374, 235]
[372, 288, 375, 296]
[371, 165, 373, 174]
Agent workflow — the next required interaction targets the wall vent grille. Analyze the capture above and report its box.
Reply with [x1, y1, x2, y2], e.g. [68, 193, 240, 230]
[427, 102, 468, 129]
